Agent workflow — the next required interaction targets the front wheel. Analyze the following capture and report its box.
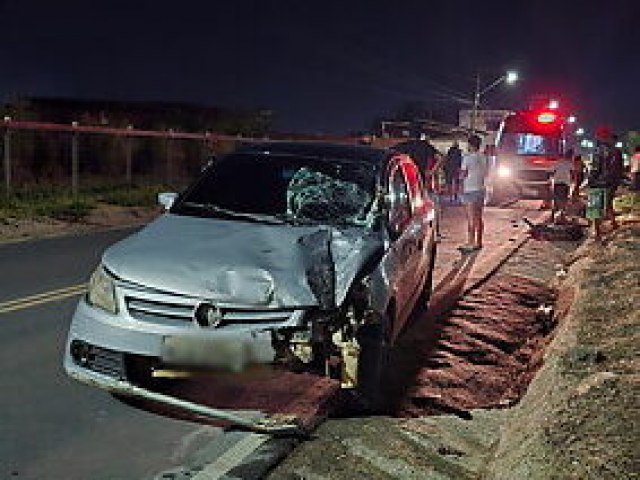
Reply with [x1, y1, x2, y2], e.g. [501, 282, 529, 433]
[355, 316, 391, 413]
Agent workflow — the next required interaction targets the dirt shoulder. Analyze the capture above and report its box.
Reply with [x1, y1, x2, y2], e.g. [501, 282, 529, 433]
[0, 203, 159, 244]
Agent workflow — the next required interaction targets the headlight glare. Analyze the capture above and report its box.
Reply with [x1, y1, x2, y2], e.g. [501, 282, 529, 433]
[87, 265, 118, 314]
[497, 165, 512, 178]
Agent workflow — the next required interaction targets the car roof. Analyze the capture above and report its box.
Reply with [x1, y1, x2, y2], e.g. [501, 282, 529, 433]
[234, 141, 390, 165]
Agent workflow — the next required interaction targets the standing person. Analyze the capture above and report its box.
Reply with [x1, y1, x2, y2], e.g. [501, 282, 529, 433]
[630, 145, 640, 192]
[608, 134, 624, 230]
[393, 134, 444, 236]
[458, 134, 488, 252]
[551, 149, 573, 223]
[571, 151, 586, 200]
[445, 141, 463, 203]
[586, 127, 619, 240]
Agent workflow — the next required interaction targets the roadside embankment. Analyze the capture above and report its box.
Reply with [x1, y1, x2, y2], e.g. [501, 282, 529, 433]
[487, 224, 640, 479]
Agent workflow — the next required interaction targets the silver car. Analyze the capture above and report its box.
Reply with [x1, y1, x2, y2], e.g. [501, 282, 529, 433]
[64, 142, 437, 421]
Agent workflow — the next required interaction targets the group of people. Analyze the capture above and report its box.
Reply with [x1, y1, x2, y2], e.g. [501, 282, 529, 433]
[583, 127, 626, 240]
[399, 125, 635, 251]
[404, 134, 489, 253]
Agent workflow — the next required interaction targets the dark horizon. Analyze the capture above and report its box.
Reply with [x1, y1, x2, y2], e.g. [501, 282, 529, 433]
[1, 0, 638, 135]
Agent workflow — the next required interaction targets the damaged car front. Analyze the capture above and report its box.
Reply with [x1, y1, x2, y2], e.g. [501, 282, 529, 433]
[63, 142, 436, 420]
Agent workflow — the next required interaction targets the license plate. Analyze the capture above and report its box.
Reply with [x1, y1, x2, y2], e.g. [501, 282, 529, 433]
[161, 334, 275, 372]
[162, 336, 247, 372]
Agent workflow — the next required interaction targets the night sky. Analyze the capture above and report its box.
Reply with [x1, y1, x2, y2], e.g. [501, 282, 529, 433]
[1, 0, 638, 134]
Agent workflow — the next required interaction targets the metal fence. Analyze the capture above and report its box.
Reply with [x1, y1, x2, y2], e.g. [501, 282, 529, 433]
[1, 118, 407, 200]
[0, 118, 247, 197]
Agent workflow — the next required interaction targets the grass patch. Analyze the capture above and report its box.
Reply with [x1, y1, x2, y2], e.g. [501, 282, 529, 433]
[0, 194, 96, 222]
[0, 184, 168, 222]
[97, 185, 168, 207]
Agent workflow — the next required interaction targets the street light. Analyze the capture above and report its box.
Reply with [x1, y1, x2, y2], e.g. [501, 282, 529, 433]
[567, 115, 577, 124]
[470, 70, 519, 132]
[548, 99, 559, 109]
[576, 127, 585, 136]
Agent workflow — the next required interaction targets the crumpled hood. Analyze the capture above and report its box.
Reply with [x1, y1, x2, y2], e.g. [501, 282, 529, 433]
[103, 214, 383, 308]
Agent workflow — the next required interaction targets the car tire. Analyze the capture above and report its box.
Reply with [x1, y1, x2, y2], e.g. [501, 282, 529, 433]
[355, 315, 391, 413]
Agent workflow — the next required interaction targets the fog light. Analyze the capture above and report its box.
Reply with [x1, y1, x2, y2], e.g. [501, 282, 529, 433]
[70, 340, 90, 365]
[497, 165, 512, 178]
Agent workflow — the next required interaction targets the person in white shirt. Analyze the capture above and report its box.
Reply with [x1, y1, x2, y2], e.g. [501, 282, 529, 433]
[551, 150, 574, 223]
[458, 134, 488, 252]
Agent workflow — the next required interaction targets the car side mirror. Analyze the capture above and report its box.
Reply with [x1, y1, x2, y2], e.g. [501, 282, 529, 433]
[157, 192, 178, 210]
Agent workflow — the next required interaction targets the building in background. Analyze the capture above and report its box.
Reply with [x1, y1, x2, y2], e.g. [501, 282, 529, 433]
[458, 109, 512, 145]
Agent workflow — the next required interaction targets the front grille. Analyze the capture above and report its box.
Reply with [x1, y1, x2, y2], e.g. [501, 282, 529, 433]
[127, 298, 193, 322]
[517, 170, 551, 182]
[125, 295, 298, 327]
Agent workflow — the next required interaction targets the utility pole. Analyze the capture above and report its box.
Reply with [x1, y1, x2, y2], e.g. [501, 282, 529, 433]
[471, 73, 481, 133]
[125, 125, 133, 186]
[3, 119, 11, 196]
[71, 121, 79, 198]
[469, 70, 518, 134]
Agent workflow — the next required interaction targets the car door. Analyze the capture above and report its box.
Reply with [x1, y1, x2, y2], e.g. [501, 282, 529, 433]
[385, 157, 420, 337]
[400, 158, 435, 301]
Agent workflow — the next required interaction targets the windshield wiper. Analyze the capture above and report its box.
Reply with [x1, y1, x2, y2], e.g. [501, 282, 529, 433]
[178, 202, 287, 225]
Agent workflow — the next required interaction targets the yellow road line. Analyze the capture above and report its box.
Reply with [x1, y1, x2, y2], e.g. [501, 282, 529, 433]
[0, 284, 87, 314]
[0, 283, 87, 308]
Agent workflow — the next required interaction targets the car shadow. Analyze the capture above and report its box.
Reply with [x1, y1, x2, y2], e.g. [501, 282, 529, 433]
[383, 251, 480, 415]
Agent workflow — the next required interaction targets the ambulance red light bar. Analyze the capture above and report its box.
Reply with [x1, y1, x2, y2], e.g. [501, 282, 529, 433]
[537, 111, 557, 124]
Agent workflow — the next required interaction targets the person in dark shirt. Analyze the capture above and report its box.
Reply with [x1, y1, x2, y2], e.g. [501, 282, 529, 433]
[393, 134, 444, 234]
[392, 135, 440, 183]
[586, 127, 622, 239]
[445, 141, 463, 203]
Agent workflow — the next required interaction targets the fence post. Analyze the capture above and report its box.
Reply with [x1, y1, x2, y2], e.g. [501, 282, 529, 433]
[166, 129, 174, 186]
[125, 125, 133, 186]
[71, 121, 79, 198]
[3, 117, 11, 197]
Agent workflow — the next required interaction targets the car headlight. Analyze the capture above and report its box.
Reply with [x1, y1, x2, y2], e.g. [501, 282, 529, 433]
[497, 165, 512, 178]
[87, 265, 118, 314]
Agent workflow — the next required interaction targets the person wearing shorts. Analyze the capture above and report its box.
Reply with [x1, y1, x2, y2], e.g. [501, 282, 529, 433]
[458, 135, 488, 252]
[587, 126, 618, 240]
[551, 152, 573, 223]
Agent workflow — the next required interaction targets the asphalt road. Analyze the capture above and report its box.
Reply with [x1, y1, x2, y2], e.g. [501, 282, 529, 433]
[0, 229, 240, 480]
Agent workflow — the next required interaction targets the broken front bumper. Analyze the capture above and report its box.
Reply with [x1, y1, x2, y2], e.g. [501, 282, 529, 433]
[63, 299, 310, 435]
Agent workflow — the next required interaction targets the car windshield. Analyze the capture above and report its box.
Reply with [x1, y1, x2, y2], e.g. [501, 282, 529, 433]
[498, 133, 561, 156]
[173, 152, 377, 227]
